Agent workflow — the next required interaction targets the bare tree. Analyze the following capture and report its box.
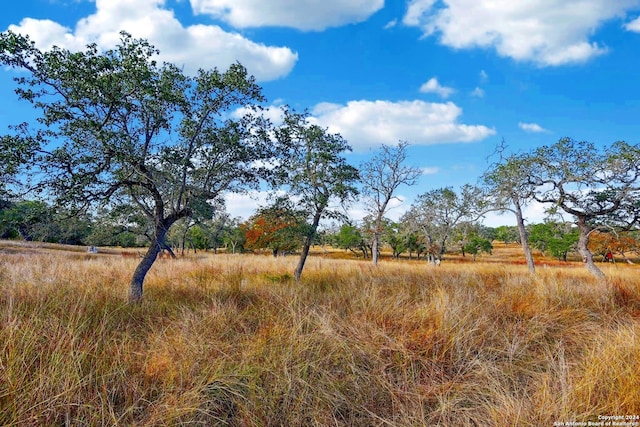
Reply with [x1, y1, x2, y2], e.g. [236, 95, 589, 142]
[360, 142, 421, 265]
[405, 185, 482, 263]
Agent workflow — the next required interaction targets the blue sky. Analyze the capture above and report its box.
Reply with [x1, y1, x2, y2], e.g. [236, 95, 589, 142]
[2, 0, 640, 226]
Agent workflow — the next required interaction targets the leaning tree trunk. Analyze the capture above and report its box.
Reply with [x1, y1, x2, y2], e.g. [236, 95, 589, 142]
[513, 198, 536, 274]
[575, 216, 606, 280]
[129, 222, 171, 302]
[294, 211, 322, 282]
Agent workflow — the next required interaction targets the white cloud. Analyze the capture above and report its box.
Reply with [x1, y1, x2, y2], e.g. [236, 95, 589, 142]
[419, 77, 455, 98]
[625, 16, 640, 31]
[233, 103, 286, 125]
[479, 69, 489, 82]
[8, 0, 298, 81]
[347, 194, 410, 222]
[481, 200, 550, 227]
[518, 122, 549, 133]
[311, 99, 495, 151]
[403, 0, 639, 66]
[190, 0, 384, 31]
[471, 87, 485, 98]
[225, 192, 263, 220]
[383, 19, 398, 30]
[421, 166, 440, 175]
[225, 190, 292, 220]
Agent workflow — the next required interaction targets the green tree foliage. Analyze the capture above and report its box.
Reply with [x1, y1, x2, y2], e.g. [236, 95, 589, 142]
[0, 134, 36, 197]
[223, 219, 246, 254]
[494, 225, 520, 247]
[404, 231, 426, 260]
[86, 204, 148, 248]
[0, 200, 91, 244]
[528, 222, 579, 262]
[463, 235, 493, 261]
[452, 222, 493, 257]
[382, 221, 407, 259]
[0, 31, 276, 301]
[335, 223, 368, 258]
[0, 200, 50, 240]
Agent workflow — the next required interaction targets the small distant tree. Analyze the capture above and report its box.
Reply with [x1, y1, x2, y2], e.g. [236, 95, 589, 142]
[382, 221, 407, 259]
[494, 225, 520, 247]
[588, 229, 640, 264]
[224, 218, 246, 254]
[463, 235, 493, 261]
[528, 221, 579, 261]
[335, 223, 368, 258]
[274, 110, 359, 281]
[405, 185, 482, 263]
[243, 198, 306, 257]
[360, 141, 421, 265]
[453, 222, 492, 257]
[404, 230, 426, 260]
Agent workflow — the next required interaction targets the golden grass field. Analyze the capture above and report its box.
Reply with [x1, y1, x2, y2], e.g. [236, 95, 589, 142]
[1, 240, 639, 426]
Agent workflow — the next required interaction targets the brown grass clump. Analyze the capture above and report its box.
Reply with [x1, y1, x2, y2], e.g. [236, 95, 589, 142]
[1, 242, 639, 425]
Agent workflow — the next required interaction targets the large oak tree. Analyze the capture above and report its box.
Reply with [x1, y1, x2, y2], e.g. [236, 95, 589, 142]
[0, 31, 276, 301]
[526, 138, 640, 279]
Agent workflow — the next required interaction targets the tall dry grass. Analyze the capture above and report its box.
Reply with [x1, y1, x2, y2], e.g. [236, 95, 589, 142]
[0, 245, 639, 426]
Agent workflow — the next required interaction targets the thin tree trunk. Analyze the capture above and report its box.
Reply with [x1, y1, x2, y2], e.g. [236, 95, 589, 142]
[514, 199, 536, 274]
[576, 216, 606, 280]
[129, 222, 169, 302]
[294, 211, 322, 282]
[372, 232, 380, 265]
[372, 211, 385, 266]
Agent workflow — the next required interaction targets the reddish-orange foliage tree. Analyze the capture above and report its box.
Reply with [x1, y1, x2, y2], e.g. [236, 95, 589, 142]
[588, 231, 639, 264]
[243, 202, 306, 256]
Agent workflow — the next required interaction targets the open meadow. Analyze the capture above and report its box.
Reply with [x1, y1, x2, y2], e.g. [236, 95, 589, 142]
[1, 240, 639, 426]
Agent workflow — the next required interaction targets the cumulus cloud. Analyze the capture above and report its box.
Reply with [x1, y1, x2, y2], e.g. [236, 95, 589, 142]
[346, 194, 411, 222]
[482, 199, 550, 227]
[189, 0, 384, 31]
[403, 0, 638, 66]
[224, 190, 280, 220]
[518, 122, 549, 133]
[311, 99, 495, 151]
[419, 77, 455, 98]
[7, 0, 297, 81]
[625, 16, 640, 31]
